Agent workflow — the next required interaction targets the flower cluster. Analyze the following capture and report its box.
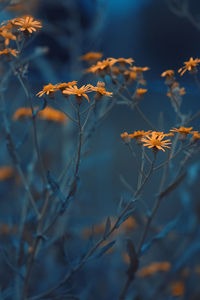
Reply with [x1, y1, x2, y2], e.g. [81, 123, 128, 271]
[36, 81, 112, 104]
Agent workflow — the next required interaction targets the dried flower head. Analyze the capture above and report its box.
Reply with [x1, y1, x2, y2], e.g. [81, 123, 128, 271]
[178, 57, 200, 76]
[141, 131, 171, 152]
[0, 48, 18, 57]
[36, 83, 59, 98]
[13, 15, 42, 34]
[62, 84, 91, 103]
[167, 82, 186, 98]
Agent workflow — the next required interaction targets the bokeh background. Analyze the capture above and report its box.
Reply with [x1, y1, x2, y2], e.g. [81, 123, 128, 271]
[0, 0, 200, 299]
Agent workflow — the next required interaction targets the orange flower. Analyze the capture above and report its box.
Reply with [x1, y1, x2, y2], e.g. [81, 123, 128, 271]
[190, 131, 200, 143]
[170, 126, 193, 136]
[130, 66, 149, 73]
[0, 166, 14, 181]
[178, 57, 200, 76]
[13, 106, 68, 123]
[13, 15, 42, 34]
[13, 107, 32, 120]
[120, 131, 133, 144]
[110, 57, 134, 71]
[137, 262, 171, 277]
[62, 84, 91, 103]
[167, 82, 186, 98]
[86, 58, 116, 76]
[135, 88, 147, 99]
[89, 81, 113, 99]
[36, 83, 59, 98]
[56, 81, 77, 91]
[170, 281, 184, 296]
[0, 48, 18, 57]
[130, 130, 151, 140]
[161, 70, 175, 78]
[141, 131, 171, 152]
[124, 70, 137, 82]
[38, 107, 68, 123]
[80, 52, 103, 63]
[0, 29, 16, 46]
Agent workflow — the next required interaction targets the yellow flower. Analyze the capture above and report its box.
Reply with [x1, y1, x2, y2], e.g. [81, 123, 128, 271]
[62, 84, 91, 103]
[89, 81, 113, 99]
[0, 166, 14, 181]
[130, 66, 149, 73]
[110, 57, 134, 71]
[137, 262, 171, 277]
[178, 57, 200, 76]
[141, 131, 171, 152]
[124, 70, 137, 82]
[170, 126, 193, 136]
[0, 48, 18, 57]
[13, 15, 42, 34]
[80, 52, 103, 63]
[36, 83, 59, 98]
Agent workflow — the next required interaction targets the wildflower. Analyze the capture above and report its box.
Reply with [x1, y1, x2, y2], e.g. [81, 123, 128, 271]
[36, 83, 59, 98]
[0, 29, 16, 46]
[178, 57, 200, 76]
[80, 52, 103, 63]
[137, 262, 171, 277]
[56, 81, 77, 91]
[170, 281, 184, 296]
[124, 70, 137, 83]
[13, 15, 42, 34]
[0, 166, 14, 181]
[111, 57, 134, 72]
[13, 107, 32, 120]
[129, 66, 149, 85]
[190, 131, 200, 143]
[170, 126, 193, 139]
[135, 88, 147, 100]
[111, 66, 121, 76]
[161, 69, 175, 86]
[89, 81, 112, 100]
[141, 131, 171, 152]
[120, 131, 133, 144]
[38, 107, 68, 123]
[130, 130, 151, 142]
[86, 58, 116, 76]
[0, 48, 18, 57]
[62, 84, 92, 104]
[167, 82, 186, 98]
[13, 106, 68, 123]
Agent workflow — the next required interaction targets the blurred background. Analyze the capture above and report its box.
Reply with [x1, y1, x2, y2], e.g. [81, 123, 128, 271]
[0, 0, 200, 299]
